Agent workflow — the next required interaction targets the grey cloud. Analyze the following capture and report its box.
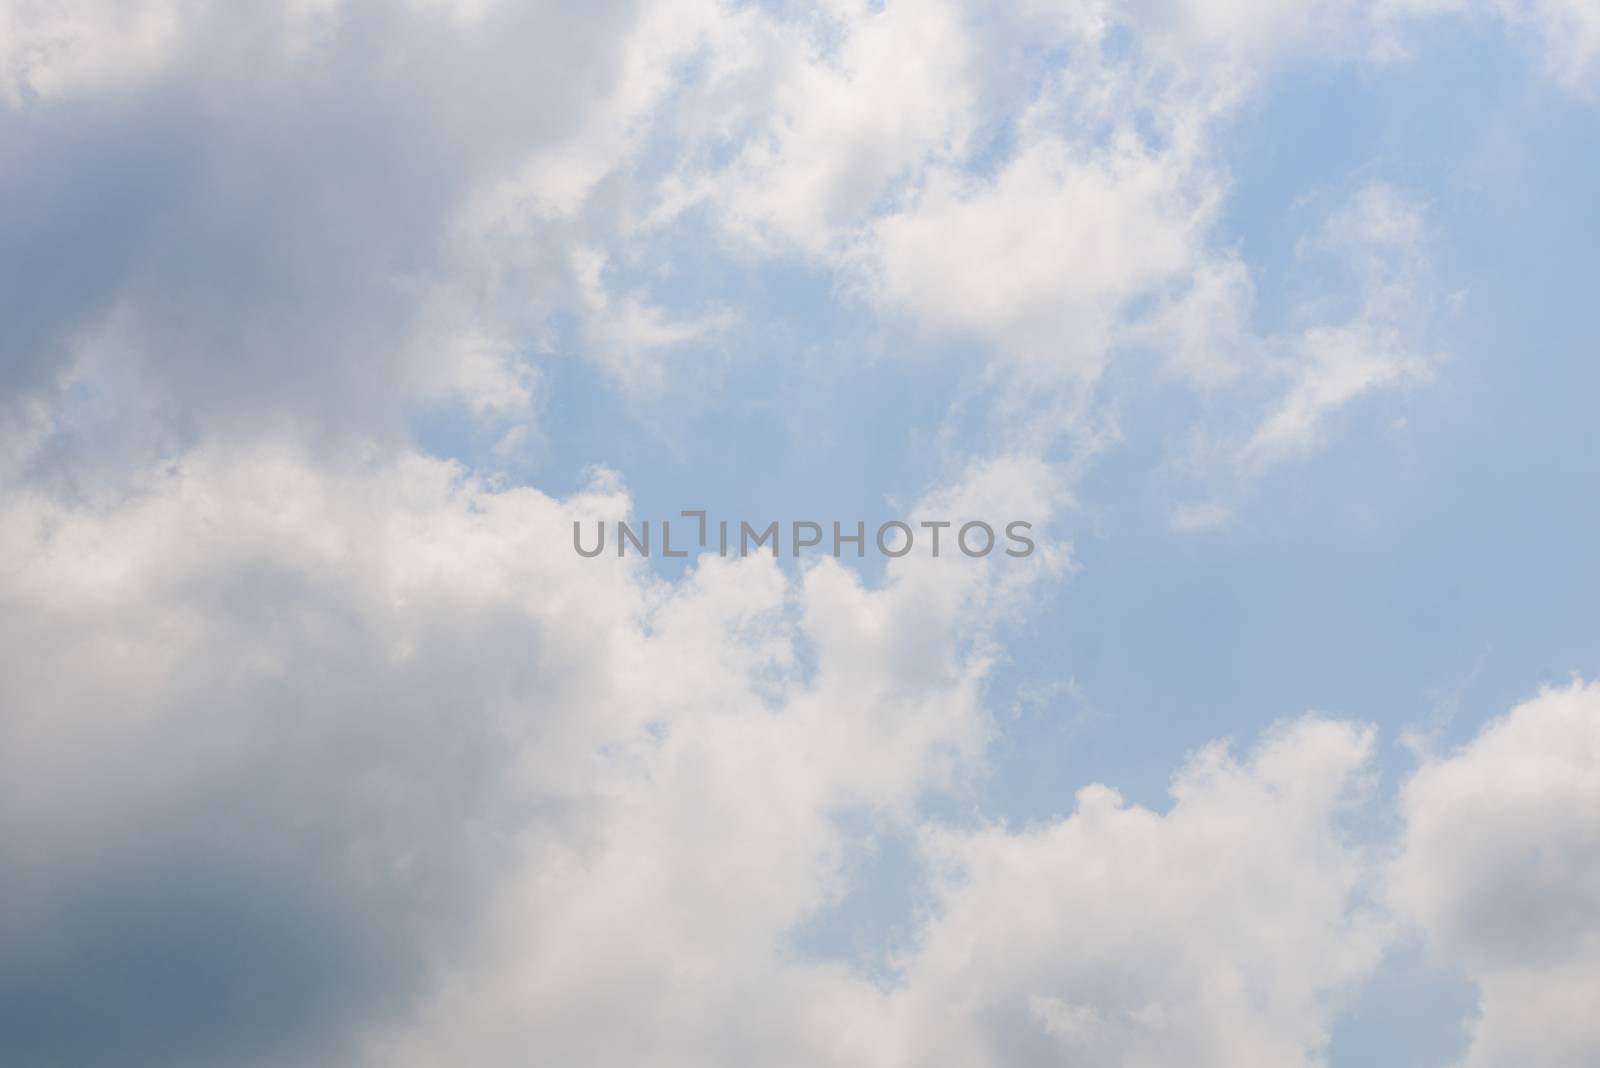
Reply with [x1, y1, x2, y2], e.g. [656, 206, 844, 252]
[0, 0, 639, 441]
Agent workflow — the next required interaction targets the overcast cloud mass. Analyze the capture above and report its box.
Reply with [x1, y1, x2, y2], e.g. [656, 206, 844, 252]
[3, 1, 1599, 1065]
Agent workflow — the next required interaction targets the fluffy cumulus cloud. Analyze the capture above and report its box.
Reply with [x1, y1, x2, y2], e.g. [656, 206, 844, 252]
[1391, 680, 1600, 1068]
[9, 442, 1597, 1068]
[0, 433, 1400, 1065]
[651, 0, 1237, 385]
[0, 442, 646, 1063]
[884, 718, 1387, 1068]
[0, 438, 1065, 1064]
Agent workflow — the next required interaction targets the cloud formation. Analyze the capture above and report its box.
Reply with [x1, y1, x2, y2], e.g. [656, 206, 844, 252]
[0, 432, 1399, 1066]
[3, 1, 1599, 1065]
[1392, 680, 1600, 1068]
[0, 439, 1062, 1064]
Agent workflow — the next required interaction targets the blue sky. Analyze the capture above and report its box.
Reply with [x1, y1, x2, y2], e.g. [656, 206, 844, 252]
[3, 2, 1600, 1066]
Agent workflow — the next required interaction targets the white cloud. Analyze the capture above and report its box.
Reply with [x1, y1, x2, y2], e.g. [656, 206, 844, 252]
[619, 0, 1457, 469]
[15, 432, 1595, 1068]
[1244, 184, 1443, 465]
[1516, 0, 1600, 89]
[1392, 679, 1600, 1068]
[865, 131, 1213, 378]
[1136, 183, 1447, 521]
[0, 438, 1068, 1064]
[650, 0, 981, 255]
[2, 435, 1392, 1067]
[1135, 256, 1259, 386]
[570, 245, 732, 388]
[883, 717, 1387, 1068]
[0, 0, 184, 106]
[372, 691, 1390, 1068]
[575, 0, 1244, 399]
